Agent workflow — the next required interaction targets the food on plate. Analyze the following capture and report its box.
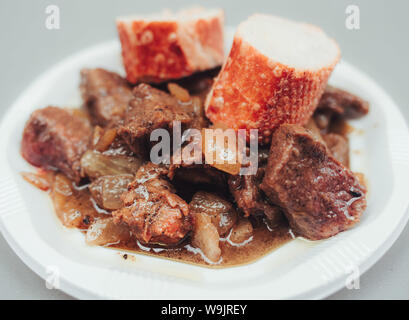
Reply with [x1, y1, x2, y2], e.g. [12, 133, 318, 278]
[20, 10, 369, 267]
[80, 68, 134, 127]
[21, 106, 92, 183]
[80, 150, 142, 179]
[117, 83, 193, 156]
[112, 163, 192, 245]
[205, 14, 340, 144]
[314, 85, 369, 133]
[260, 124, 366, 240]
[116, 7, 224, 83]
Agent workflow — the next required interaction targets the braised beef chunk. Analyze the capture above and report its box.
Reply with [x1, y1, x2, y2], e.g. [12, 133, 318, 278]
[112, 163, 191, 246]
[323, 133, 349, 167]
[260, 124, 366, 240]
[317, 85, 369, 119]
[118, 84, 193, 155]
[80, 68, 133, 127]
[21, 106, 92, 183]
[314, 85, 369, 132]
[228, 171, 284, 228]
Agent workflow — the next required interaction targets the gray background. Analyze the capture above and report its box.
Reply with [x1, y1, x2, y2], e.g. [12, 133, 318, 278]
[0, 0, 408, 299]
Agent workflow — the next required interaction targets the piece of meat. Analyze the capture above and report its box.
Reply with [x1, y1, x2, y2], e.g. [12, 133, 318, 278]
[168, 142, 228, 198]
[323, 133, 349, 167]
[228, 172, 283, 228]
[21, 106, 92, 183]
[260, 124, 366, 240]
[80, 68, 133, 127]
[112, 163, 191, 246]
[116, 7, 224, 83]
[205, 14, 340, 144]
[118, 84, 193, 156]
[316, 85, 369, 120]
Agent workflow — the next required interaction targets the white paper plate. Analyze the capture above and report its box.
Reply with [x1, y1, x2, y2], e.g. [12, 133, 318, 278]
[1, 27, 409, 300]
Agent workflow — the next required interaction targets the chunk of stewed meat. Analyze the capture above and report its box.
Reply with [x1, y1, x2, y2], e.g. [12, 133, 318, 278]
[317, 85, 369, 119]
[89, 174, 134, 210]
[80, 68, 133, 127]
[323, 133, 349, 167]
[260, 124, 366, 240]
[189, 191, 237, 237]
[21, 106, 92, 183]
[112, 163, 191, 246]
[228, 171, 283, 228]
[314, 85, 369, 132]
[118, 84, 193, 155]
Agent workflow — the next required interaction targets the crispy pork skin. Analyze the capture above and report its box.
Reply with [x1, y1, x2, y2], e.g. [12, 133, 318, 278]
[205, 14, 340, 144]
[21, 106, 92, 183]
[112, 163, 191, 245]
[80, 68, 133, 127]
[260, 124, 366, 240]
[116, 7, 224, 83]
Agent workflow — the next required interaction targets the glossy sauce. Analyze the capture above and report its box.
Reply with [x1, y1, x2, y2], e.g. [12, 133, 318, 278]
[31, 170, 292, 268]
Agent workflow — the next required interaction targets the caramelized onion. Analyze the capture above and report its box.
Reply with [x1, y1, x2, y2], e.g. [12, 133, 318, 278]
[81, 150, 142, 180]
[229, 218, 253, 244]
[191, 212, 221, 263]
[85, 217, 131, 246]
[167, 83, 191, 102]
[51, 173, 103, 229]
[95, 128, 117, 152]
[21, 172, 50, 191]
[89, 174, 133, 210]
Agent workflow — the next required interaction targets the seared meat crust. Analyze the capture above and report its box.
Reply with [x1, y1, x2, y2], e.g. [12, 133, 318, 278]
[112, 163, 191, 245]
[261, 124, 366, 240]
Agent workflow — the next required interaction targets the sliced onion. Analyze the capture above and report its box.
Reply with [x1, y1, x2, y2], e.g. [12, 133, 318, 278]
[86, 217, 131, 246]
[81, 150, 142, 180]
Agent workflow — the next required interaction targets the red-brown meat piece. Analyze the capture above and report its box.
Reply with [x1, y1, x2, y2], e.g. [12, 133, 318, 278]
[112, 163, 191, 245]
[80, 68, 133, 127]
[118, 84, 193, 155]
[260, 124, 366, 240]
[21, 106, 92, 183]
[317, 85, 369, 119]
[228, 171, 283, 228]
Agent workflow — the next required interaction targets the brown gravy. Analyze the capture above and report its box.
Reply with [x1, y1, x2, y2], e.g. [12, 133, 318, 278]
[26, 170, 292, 268]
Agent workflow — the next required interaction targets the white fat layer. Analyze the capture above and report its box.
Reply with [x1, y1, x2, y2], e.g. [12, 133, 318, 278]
[237, 14, 340, 70]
